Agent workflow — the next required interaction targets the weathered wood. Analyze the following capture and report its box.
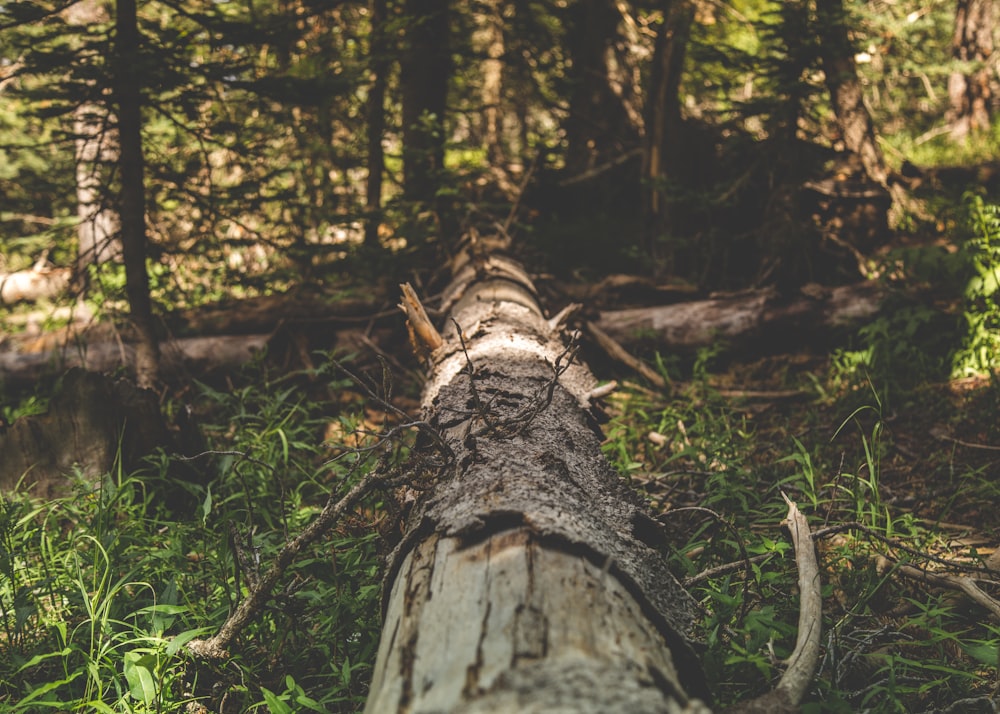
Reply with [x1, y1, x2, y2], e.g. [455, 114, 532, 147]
[595, 281, 884, 351]
[365, 241, 710, 712]
[0, 334, 271, 382]
[368, 530, 706, 713]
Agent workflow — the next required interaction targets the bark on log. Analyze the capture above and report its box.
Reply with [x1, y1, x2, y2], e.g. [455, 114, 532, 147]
[365, 242, 710, 712]
[595, 281, 884, 351]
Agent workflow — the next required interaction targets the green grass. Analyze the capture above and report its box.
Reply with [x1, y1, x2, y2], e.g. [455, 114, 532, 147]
[602, 365, 999, 712]
[0, 356, 387, 712]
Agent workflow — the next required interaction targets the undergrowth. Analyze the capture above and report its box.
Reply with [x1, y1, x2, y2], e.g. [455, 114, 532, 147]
[0, 356, 390, 712]
[603, 364, 1000, 712]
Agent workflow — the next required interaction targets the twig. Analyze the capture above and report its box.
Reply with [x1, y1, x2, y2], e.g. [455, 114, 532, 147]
[684, 553, 776, 587]
[930, 425, 1000, 452]
[584, 320, 667, 390]
[811, 522, 998, 576]
[187, 464, 384, 659]
[663, 506, 755, 624]
[452, 318, 499, 435]
[775, 493, 822, 707]
[558, 148, 642, 187]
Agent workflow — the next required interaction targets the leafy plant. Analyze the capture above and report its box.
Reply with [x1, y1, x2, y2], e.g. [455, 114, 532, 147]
[952, 192, 1000, 378]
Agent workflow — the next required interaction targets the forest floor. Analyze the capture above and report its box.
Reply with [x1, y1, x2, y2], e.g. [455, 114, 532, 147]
[2, 213, 1000, 711]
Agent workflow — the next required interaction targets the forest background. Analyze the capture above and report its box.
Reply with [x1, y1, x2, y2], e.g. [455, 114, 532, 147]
[1, 0, 1000, 711]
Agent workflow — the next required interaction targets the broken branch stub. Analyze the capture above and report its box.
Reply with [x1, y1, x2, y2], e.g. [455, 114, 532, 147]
[366, 247, 710, 713]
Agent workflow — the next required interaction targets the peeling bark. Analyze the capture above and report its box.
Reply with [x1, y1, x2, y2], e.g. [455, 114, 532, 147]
[365, 241, 710, 712]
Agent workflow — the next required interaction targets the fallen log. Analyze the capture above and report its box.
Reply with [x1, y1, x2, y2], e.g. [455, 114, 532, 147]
[0, 280, 886, 382]
[365, 237, 711, 712]
[595, 281, 885, 351]
[0, 334, 272, 382]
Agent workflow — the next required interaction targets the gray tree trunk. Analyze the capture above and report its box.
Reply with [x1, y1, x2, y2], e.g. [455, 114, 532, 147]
[65, 0, 123, 271]
[365, 243, 710, 712]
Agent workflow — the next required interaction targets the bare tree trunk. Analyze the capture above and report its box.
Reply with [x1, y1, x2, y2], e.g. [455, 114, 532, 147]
[65, 0, 123, 272]
[114, 0, 160, 388]
[365, 0, 389, 247]
[816, 0, 890, 189]
[642, 0, 694, 271]
[365, 242, 710, 712]
[816, 0, 910, 224]
[477, 0, 506, 167]
[563, 0, 639, 175]
[947, 0, 994, 142]
[73, 108, 122, 269]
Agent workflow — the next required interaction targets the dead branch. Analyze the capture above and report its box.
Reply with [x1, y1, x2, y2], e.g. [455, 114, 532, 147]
[885, 558, 1000, 621]
[399, 282, 443, 358]
[776, 493, 822, 706]
[187, 462, 384, 660]
[584, 319, 668, 390]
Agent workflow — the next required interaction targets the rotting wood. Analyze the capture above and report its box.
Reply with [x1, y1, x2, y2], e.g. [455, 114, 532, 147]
[365, 237, 711, 712]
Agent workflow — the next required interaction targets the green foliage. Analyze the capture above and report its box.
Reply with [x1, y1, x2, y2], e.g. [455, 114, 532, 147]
[828, 192, 1000, 402]
[603, 375, 998, 711]
[0, 358, 387, 711]
[952, 192, 1000, 377]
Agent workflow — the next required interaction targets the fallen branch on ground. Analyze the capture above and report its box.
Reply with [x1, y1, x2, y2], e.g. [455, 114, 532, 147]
[883, 557, 1000, 621]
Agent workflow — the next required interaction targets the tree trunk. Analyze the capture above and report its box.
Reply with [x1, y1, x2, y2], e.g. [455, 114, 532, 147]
[816, 0, 890, 189]
[65, 0, 123, 273]
[816, 0, 912, 225]
[400, 0, 450, 207]
[947, 0, 994, 142]
[595, 281, 885, 352]
[114, 0, 160, 388]
[641, 0, 694, 270]
[365, 0, 389, 247]
[477, 0, 506, 167]
[563, 0, 639, 176]
[365, 241, 709, 712]
[72, 105, 122, 269]
[0, 334, 271, 384]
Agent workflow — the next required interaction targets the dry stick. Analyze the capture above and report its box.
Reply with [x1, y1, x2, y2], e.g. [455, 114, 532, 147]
[775, 492, 822, 707]
[584, 319, 668, 390]
[187, 470, 382, 660]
